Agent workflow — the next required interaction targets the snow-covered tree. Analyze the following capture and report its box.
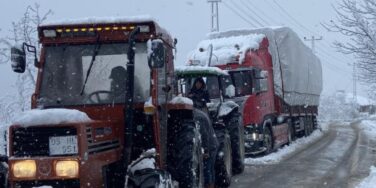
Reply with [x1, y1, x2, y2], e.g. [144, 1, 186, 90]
[0, 4, 52, 122]
[325, 0, 376, 86]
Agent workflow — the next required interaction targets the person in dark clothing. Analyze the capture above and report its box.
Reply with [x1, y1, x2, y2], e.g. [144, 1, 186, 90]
[193, 109, 218, 188]
[188, 77, 210, 112]
[109, 66, 126, 102]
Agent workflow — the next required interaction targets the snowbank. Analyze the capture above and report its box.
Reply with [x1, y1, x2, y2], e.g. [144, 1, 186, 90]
[13, 108, 91, 127]
[245, 130, 324, 165]
[357, 166, 376, 188]
[357, 120, 376, 138]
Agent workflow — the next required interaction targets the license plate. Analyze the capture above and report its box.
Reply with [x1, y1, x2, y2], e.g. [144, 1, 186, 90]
[49, 135, 78, 155]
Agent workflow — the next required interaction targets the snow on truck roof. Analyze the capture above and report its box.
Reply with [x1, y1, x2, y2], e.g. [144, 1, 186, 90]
[187, 31, 265, 66]
[175, 66, 228, 77]
[40, 15, 156, 26]
[39, 15, 173, 43]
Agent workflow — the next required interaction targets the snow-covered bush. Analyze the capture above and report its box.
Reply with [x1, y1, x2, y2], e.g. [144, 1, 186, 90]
[319, 91, 359, 122]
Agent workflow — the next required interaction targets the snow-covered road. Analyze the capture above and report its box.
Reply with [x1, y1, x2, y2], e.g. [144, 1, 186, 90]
[230, 121, 376, 188]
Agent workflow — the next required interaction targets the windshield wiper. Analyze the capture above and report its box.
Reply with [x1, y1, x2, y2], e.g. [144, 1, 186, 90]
[80, 36, 101, 95]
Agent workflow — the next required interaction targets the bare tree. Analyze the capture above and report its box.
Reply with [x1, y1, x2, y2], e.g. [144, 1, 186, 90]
[0, 4, 52, 122]
[325, 0, 376, 86]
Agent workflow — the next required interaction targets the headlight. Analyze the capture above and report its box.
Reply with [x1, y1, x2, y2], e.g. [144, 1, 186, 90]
[13, 160, 36, 178]
[55, 160, 79, 178]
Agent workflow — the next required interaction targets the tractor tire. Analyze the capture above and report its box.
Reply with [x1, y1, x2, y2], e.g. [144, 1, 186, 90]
[174, 120, 204, 188]
[226, 112, 245, 175]
[263, 127, 273, 154]
[215, 128, 232, 187]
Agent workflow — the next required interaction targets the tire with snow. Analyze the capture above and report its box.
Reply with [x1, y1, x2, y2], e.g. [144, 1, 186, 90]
[263, 126, 273, 154]
[174, 120, 204, 188]
[215, 128, 232, 187]
[128, 169, 174, 188]
[225, 112, 245, 175]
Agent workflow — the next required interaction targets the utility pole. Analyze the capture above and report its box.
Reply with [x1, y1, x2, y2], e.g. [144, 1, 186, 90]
[208, 0, 221, 32]
[304, 36, 323, 54]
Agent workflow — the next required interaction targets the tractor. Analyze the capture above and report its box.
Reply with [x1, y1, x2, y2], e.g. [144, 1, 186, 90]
[8, 17, 205, 187]
[175, 66, 245, 187]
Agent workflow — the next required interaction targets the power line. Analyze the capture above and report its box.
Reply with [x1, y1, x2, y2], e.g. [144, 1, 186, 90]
[227, 0, 264, 27]
[222, 1, 258, 27]
[245, 0, 280, 25]
[238, 0, 271, 26]
[262, 0, 353, 65]
[304, 36, 323, 54]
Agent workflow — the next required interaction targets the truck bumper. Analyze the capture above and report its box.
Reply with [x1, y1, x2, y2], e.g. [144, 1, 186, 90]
[244, 140, 267, 155]
[244, 125, 266, 156]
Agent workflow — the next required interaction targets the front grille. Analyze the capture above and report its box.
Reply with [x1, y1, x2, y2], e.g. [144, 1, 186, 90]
[12, 126, 77, 157]
[15, 179, 80, 188]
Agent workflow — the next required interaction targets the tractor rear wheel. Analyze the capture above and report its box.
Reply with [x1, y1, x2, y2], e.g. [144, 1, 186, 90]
[226, 112, 245, 175]
[215, 128, 232, 187]
[174, 120, 204, 188]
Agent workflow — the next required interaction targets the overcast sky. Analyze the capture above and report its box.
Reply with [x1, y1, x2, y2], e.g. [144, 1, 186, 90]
[0, 0, 365, 99]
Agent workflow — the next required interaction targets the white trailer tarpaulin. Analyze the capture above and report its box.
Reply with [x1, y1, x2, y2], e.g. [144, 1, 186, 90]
[207, 27, 323, 106]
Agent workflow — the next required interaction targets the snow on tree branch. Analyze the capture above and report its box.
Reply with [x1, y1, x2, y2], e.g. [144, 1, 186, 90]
[324, 0, 376, 86]
[0, 4, 52, 124]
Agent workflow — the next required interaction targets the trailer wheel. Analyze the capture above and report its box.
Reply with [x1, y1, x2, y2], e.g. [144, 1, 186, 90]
[174, 120, 204, 188]
[264, 127, 273, 154]
[215, 128, 232, 187]
[226, 112, 245, 175]
[304, 117, 310, 137]
[287, 119, 295, 144]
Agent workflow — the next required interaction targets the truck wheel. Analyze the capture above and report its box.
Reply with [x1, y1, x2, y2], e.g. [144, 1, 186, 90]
[128, 169, 174, 188]
[264, 127, 273, 154]
[215, 128, 232, 187]
[174, 121, 204, 188]
[304, 118, 310, 137]
[287, 120, 295, 144]
[226, 112, 244, 175]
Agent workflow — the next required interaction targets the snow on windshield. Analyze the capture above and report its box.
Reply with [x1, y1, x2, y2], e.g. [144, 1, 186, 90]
[13, 108, 91, 127]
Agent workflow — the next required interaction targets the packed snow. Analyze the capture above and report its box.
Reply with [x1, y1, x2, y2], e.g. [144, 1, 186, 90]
[188, 33, 264, 66]
[357, 166, 376, 188]
[356, 117, 376, 138]
[41, 15, 155, 26]
[175, 65, 228, 76]
[13, 108, 91, 127]
[129, 148, 156, 174]
[245, 130, 324, 165]
[169, 95, 193, 105]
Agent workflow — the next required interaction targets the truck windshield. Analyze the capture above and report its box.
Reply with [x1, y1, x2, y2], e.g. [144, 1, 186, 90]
[38, 43, 150, 107]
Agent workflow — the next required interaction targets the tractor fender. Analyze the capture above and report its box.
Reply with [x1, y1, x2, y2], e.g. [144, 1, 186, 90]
[218, 101, 239, 118]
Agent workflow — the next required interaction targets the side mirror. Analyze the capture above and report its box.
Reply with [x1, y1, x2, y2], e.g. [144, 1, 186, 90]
[225, 85, 235, 98]
[148, 40, 165, 68]
[11, 43, 39, 73]
[260, 70, 268, 78]
[11, 46, 26, 73]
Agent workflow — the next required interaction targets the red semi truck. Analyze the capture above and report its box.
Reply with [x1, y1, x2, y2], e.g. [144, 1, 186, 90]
[188, 27, 323, 155]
